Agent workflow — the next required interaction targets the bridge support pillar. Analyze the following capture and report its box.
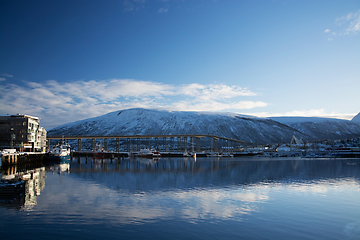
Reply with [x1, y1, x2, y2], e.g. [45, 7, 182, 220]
[116, 138, 119, 153]
[155, 137, 159, 151]
[78, 139, 81, 152]
[196, 137, 200, 152]
[127, 138, 131, 153]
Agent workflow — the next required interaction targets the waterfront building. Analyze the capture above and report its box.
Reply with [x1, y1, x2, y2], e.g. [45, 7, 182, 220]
[0, 114, 47, 152]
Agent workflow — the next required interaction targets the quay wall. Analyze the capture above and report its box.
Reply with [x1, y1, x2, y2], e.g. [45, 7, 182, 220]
[1, 152, 47, 167]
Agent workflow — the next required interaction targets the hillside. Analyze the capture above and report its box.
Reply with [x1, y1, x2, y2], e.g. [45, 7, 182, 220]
[270, 116, 360, 140]
[48, 109, 360, 144]
[48, 108, 308, 144]
[351, 112, 360, 123]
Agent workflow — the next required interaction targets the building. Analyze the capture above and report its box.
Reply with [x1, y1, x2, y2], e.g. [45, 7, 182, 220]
[290, 135, 304, 145]
[0, 114, 47, 152]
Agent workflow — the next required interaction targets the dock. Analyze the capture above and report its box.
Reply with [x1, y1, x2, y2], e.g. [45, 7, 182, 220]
[1, 151, 47, 167]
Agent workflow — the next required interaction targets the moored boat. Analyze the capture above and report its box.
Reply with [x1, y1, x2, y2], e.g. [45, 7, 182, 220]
[137, 149, 161, 158]
[221, 152, 234, 157]
[49, 143, 71, 161]
[207, 152, 222, 157]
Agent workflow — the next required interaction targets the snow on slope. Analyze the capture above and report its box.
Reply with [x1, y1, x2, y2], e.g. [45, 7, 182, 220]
[270, 116, 360, 140]
[351, 112, 360, 123]
[269, 116, 346, 124]
[48, 108, 308, 144]
[48, 108, 360, 143]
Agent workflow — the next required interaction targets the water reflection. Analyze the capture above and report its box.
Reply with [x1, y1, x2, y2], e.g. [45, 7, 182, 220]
[68, 157, 360, 193]
[0, 167, 46, 210]
[1, 157, 360, 210]
[1, 157, 360, 239]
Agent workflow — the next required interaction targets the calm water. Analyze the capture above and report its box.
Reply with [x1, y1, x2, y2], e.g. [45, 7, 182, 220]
[1, 157, 360, 240]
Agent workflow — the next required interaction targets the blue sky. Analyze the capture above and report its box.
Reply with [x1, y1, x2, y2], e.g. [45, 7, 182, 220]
[0, 0, 359, 129]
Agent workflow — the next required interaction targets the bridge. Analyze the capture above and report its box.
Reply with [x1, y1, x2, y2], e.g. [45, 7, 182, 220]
[47, 134, 249, 153]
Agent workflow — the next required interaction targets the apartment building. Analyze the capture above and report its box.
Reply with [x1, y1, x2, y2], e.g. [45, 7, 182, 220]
[0, 114, 47, 152]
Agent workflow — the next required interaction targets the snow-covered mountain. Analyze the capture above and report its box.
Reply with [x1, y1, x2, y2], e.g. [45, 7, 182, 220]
[47, 108, 360, 144]
[352, 112, 360, 123]
[48, 108, 308, 144]
[270, 116, 360, 140]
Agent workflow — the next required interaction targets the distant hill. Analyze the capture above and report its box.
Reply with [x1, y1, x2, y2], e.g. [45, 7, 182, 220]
[48, 108, 360, 144]
[351, 112, 360, 123]
[270, 116, 360, 140]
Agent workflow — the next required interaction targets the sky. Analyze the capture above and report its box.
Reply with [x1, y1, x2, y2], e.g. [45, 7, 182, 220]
[0, 0, 359, 129]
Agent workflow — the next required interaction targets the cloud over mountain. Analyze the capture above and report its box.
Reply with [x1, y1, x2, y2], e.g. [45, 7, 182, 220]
[0, 79, 267, 129]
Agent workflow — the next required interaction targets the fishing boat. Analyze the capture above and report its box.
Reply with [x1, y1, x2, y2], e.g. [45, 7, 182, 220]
[49, 143, 71, 160]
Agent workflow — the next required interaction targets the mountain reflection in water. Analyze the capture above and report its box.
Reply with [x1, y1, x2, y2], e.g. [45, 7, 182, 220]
[1, 157, 360, 240]
[69, 157, 360, 193]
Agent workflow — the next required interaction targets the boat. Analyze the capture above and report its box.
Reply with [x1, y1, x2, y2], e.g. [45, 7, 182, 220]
[137, 149, 161, 158]
[152, 150, 161, 158]
[49, 143, 71, 160]
[221, 152, 234, 157]
[92, 143, 105, 158]
[207, 152, 222, 157]
[183, 151, 190, 157]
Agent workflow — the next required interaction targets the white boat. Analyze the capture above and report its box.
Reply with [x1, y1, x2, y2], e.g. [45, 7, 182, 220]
[207, 152, 222, 157]
[49, 143, 71, 160]
[137, 149, 161, 158]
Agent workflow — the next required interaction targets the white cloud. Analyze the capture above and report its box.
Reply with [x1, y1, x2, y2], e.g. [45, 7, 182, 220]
[158, 8, 168, 13]
[346, 15, 360, 34]
[334, 10, 360, 35]
[169, 100, 267, 112]
[1, 73, 13, 78]
[0, 79, 266, 129]
[123, 0, 146, 11]
[244, 109, 356, 120]
[324, 10, 360, 39]
[0, 78, 6, 81]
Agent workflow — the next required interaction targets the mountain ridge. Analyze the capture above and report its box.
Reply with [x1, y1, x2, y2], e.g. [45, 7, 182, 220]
[47, 108, 360, 144]
[48, 108, 308, 144]
[351, 112, 360, 123]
